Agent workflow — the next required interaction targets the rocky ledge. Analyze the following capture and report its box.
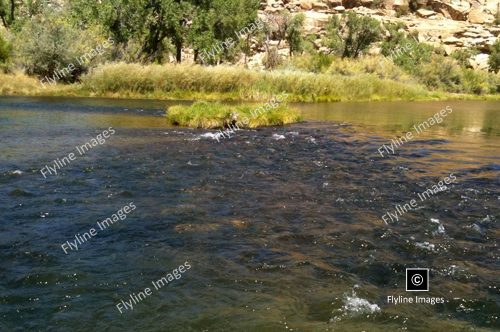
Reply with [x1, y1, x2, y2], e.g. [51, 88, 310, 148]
[259, 0, 499, 69]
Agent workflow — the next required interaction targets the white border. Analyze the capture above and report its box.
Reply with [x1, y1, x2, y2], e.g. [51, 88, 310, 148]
[406, 268, 429, 292]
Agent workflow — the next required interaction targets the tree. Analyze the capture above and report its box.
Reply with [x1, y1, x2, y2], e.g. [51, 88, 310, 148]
[15, 9, 105, 81]
[324, 12, 382, 59]
[489, 39, 500, 73]
[0, 31, 10, 66]
[284, 12, 305, 57]
[68, 0, 260, 64]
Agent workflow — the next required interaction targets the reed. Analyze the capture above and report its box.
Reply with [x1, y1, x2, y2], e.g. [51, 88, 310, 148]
[80, 62, 430, 102]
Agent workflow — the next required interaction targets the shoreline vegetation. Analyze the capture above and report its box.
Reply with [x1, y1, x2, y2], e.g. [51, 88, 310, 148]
[1, 62, 499, 103]
[0, 2, 498, 109]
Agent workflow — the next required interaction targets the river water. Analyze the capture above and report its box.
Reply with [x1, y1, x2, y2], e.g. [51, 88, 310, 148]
[0, 97, 498, 331]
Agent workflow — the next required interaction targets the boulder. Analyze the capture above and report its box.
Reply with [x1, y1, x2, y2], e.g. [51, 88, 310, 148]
[334, 5, 346, 12]
[303, 11, 331, 33]
[393, 0, 408, 8]
[428, 0, 469, 21]
[312, 1, 329, 10]
[300, 0, 313, 10]
[437, 8, 452, 19]
[468, 9, 492, 24]
[443, 36, 463, 45]
[361, 0, 375, 7]
[417, 8, 437, 17]
[469, 53, 489, 70]
[326, 0, 343, 7]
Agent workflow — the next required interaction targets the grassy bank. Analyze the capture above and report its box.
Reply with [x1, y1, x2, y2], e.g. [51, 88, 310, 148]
[0, 62, 499, 102]
[166, 101, 302, 129]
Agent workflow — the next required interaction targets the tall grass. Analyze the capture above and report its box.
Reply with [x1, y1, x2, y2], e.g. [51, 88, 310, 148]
[0, 70, 74, 96]
[166, 101, 303, 129]
[80, 62, 430, 102]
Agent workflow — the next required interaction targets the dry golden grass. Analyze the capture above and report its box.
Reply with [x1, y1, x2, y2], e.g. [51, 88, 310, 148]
[1, 63, 498, 102]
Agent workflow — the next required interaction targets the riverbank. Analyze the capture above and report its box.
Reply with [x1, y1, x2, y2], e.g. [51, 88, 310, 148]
[1, 63, 499, 103]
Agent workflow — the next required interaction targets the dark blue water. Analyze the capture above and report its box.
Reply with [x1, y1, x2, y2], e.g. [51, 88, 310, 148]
[0, 97, 498, 331]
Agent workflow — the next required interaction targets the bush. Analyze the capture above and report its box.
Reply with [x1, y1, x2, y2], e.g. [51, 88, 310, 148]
[395, 5, 410, 17]
[452, 48, 479, 68]
[489, 39, 500, 73]
[381, 25, 434, 75]
[284, 13, 305, 56]
[288, 53, 334, 73]
[15, 10, 110, 82]
[418, 55, 462, 91]
[263, 48, 282, 69]
[324, 12, 382, 59]
[0, 32, 11, 71]
[416, 54, 498, 94]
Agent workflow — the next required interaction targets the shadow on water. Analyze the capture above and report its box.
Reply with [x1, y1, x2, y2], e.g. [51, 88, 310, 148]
[0, 97, 498, 331]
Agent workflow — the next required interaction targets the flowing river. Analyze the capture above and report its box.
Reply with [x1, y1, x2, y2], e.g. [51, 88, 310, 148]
[0, 96, 498, 331]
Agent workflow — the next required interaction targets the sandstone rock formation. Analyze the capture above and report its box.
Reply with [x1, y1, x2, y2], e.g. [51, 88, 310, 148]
[258, 0, 499, 69]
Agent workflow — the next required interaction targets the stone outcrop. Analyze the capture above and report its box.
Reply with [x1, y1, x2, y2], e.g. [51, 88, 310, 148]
[259, 0, 499, 69]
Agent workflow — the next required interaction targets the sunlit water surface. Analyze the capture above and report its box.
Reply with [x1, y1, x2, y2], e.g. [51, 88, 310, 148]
[0, 97, 498, 331]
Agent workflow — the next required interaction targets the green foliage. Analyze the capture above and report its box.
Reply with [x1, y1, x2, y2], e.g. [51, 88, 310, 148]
[451, 48, 478, 68]
[68, 0, 259, 63]
[79, 62, 429, 102]
[166, 101, 302, 129]
[381, 25, 434, 74]
[0, 31, 10, 64]
[417, 54, 498, 94]
[285, 13, 305, 56]
[324, 12, 382, 59]
[395, 5, 410, 17]
[15, 10, 108, 81]
[289, 53, 334, 73]
[489, 39, 500, 73]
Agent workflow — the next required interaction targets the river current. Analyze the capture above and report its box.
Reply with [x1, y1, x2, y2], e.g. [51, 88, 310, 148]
[0, 97, 498, 331]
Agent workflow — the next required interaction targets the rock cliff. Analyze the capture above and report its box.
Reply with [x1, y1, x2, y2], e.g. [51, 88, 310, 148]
[258, 0, 499, 69]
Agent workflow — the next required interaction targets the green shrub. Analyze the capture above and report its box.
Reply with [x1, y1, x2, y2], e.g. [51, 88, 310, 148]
[288, 53, 334, 73]
[489, 39, 500, 73]
[324, 12, 382, 59]
[395, 5, 410, 17]
[381, 25, 434, 74]
[0, 32, 11, 70]
[418, 55, 462, 91]
[285, 13, 305, 56]
[460, 69, 494, 94]
[451, 48, 479, 68]
[15, 10, 110, 82]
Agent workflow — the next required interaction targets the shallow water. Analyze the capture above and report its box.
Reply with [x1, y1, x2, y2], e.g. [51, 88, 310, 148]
[0, 96, 498, 331]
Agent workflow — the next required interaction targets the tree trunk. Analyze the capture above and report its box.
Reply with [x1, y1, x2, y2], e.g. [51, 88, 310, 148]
[175, 39, 182, 63]
[9, 0, 14, 23]
[0, 15, 7, 28]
